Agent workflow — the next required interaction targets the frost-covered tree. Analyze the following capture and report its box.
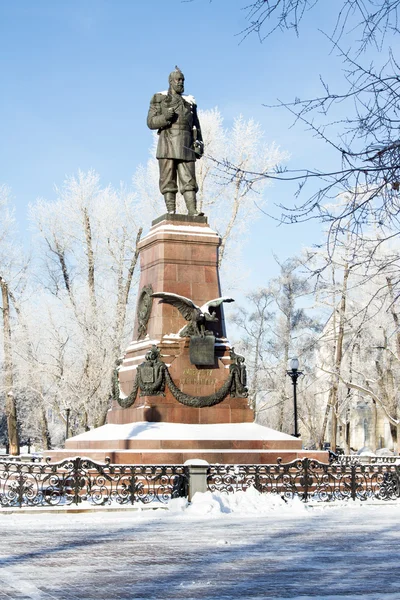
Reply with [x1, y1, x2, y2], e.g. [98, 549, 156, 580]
[0, 185, 29, 454]
[29, 171, 144, 434]
[266, 257, 322, 432]
[231, 289, 274, 411]
[232, 256, 322, 435]
[307, 216, 400, 452]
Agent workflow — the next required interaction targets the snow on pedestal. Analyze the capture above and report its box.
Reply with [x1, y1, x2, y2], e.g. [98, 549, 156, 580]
[48, 215, 328, 465]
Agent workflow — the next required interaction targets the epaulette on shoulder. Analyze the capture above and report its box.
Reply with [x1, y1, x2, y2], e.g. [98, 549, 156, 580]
[182, 94, 196, 105]
[151, 91, 168, 103]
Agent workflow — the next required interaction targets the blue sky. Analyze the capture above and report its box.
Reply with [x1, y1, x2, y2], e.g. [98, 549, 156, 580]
[0, 0, 366, 290]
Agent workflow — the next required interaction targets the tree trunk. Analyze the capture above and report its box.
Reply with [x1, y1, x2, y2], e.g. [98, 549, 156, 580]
[83, 208, 97, 317]
[113, 227, 143, 359]
[386, 277, 400, 359]
[396, 422, 400, 456]
[1, 278, 19, 455]
[218, 178, 242, 267]
[330, 407, 338, 452]
[80, 409, 88, 433]
[370, 400, 377, 452]
[39, 405, 51, 450]
[329, 262, 350, 452]
[386, 277, 400, 452]
[96, 410, 108, 428]
[278, 289, 292, 432]
[318, 266, 337, 449]
[389, 421, 399, 454]
[250, 304, 268, 412]
[249, 334, 261, 412]
[345, 420, 351, 454]
[319, 398, 331, 449]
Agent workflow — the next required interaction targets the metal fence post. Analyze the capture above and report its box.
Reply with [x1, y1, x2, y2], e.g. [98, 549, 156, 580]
[129, 468, 137, 505]
[351, 463, 357, 501]
[72, 457, 81, 505]
[396, 465, 400, 499]
[18, 469, 24, 508]
[303, 458, 309, 502]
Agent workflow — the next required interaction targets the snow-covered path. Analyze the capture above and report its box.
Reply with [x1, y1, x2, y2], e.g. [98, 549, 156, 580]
[1, 503, 400, 599]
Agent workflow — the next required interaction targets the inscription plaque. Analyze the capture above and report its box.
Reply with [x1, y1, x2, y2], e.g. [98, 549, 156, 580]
[189, 335, 215, 366]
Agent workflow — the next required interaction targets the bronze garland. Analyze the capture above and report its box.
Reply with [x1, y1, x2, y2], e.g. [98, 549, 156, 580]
[164, 368, 234, 408]
[117, 372, 139, 408]
[116, 366, 234, 409]
[116, 345, 248, 409]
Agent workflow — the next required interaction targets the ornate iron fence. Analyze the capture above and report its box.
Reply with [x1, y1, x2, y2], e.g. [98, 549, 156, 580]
[0, 457, 188, 508]
[207, 457, 400, 502]
[2, 455, 399, 508]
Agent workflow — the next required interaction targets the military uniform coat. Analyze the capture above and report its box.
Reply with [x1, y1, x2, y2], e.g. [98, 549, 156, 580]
[147, 92, 203, 162]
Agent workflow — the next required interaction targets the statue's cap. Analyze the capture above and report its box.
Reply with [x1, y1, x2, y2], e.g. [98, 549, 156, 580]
[169, 66, 184, 81]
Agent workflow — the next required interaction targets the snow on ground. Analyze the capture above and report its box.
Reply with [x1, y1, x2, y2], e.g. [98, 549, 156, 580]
[169, 486, 309, 516]
[1, 488, 400, 599]
[68, 420, 296, 442]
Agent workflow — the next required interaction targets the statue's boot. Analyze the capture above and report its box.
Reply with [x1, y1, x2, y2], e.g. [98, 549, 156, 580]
[183, 191, 202, 216]
[164, 192, 176, 214]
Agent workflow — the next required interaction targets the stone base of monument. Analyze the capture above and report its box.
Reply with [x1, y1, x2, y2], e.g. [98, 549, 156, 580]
[44, 214, 328, 466]
[44, 422, 328, 464]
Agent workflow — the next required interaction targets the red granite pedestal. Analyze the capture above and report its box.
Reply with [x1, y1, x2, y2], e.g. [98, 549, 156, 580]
[112, 213, 252, 426]
[47, 214, 328, 465]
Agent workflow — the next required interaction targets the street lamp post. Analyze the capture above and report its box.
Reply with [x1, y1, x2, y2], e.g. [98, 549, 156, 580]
[65, 408, 71, 441]
[286, 358, 303, 438]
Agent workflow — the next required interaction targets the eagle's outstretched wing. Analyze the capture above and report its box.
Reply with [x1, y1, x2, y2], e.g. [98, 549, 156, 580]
[151, 292, 200, 322]
[201, 297, 235, 315]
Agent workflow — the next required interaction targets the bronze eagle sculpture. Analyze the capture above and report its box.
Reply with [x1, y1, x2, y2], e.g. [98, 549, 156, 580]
[151, 292, 234, 337]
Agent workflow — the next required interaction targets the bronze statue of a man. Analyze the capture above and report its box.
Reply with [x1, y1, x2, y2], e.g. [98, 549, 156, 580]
[147, 67, 204, 216]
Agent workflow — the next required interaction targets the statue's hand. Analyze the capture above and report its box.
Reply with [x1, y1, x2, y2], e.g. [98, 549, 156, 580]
[193, 140, 204, 158]
[163, 107, 176, 122]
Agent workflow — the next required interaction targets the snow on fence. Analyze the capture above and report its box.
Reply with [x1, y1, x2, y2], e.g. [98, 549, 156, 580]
[0, 455, 399, 508]
[0, 457, 188, 508]
[207, 457, 400, 502]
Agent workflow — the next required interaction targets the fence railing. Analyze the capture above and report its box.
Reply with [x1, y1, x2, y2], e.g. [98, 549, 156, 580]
[207, 457, 400, 502]
[2, 455, 400, 508]
[0, 456, 188, 508]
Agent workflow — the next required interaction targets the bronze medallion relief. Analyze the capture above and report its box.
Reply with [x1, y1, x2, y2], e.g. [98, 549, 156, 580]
[136, 284, 153, 340]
